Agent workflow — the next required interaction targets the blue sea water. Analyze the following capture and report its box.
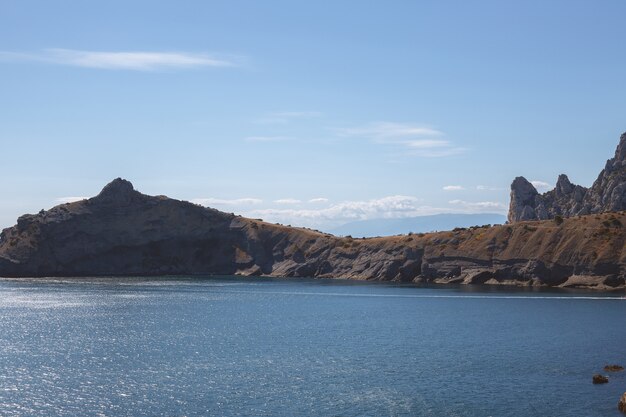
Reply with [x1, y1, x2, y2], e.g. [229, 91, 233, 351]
[0, 277, 624, 417]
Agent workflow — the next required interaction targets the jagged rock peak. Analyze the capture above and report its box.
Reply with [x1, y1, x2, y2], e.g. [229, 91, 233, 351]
[510, 176, 538, 203]
[603, 132, 626, 172]
[92, 178, 139, 204]
[507, 177, 540, 223]
[98, 178, 135, 196]
[511, 176, 538, 194]
[508, 131, 626, 222]
[616, 132, 626, 161]
[555, 174, 574, 195]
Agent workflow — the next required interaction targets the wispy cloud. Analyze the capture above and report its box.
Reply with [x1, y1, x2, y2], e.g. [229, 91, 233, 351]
[406, 139, 450, 148]
[445, 185, 503, 192]
[530, 180, 552, 192]
[248, 195, 429, 228]
[198, 194, 506, 229]
[0, 49, 236, 71]
[192, 197, 263, 206]
[476, 185, 502, 191]
[255, 111, 321, 125]
[337, 122, 466, 157]
[274, 198, 302, 205]
[336, 122, 442, 142]
[448, 199, 506, 212]
[244, 136, 292, 142]
[56, 196, 88, 204]
[443, 185, 465, 191]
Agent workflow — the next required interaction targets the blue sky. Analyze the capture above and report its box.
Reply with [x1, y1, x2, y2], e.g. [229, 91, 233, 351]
[1, 0, 625, 230]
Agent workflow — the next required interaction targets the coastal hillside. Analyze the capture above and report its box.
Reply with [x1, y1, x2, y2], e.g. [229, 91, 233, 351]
[0, 178, 624, 290]
[508, 132, 626, 222]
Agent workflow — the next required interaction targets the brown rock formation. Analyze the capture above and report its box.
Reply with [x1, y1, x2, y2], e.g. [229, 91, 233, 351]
[1, 179, 624, 290]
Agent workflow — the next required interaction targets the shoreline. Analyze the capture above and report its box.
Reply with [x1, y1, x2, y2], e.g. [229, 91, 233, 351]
[1, 273, 624, 294]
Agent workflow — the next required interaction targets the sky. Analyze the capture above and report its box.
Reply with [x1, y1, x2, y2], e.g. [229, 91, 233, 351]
[1, 0, 625, 231]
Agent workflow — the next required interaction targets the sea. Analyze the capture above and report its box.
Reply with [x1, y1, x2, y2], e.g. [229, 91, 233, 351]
[0, 276, 624, 417]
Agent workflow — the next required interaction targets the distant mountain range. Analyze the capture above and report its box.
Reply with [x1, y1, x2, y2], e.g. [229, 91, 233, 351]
[330, 213, 507, 237]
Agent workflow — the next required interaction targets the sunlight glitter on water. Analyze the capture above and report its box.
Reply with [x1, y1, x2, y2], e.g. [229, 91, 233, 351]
[0, 276, 624, 417]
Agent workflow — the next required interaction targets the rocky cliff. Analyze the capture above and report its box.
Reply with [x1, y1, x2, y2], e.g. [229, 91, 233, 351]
[1, 178, 624, 290]
[508, 132, 626, 222]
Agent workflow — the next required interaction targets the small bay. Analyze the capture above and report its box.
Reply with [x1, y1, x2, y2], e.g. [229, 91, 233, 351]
[0, 277, 624, 416]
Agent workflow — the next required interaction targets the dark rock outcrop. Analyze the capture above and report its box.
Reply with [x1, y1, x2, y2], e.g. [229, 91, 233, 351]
[508, 133, 626, 222]
[604, 365, 624, 372]
[1, 178, 625, 290]
[593, 374, 609, 384]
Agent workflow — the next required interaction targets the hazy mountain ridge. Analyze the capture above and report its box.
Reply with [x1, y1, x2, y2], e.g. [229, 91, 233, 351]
[331, 213, 507, 238]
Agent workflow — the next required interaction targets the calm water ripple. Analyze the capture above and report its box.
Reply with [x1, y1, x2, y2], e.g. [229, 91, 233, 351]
[0, 276, 624, 416]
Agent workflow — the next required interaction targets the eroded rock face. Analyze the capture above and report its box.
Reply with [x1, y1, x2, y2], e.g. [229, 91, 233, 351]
[508, 133, 626, 222]
[508, 177, 542, 222]
[586, 133, 626, 214]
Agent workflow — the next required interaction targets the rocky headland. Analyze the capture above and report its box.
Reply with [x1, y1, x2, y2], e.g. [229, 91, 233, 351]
[1, 133, 625, 290]
[0, 185, 624, 290]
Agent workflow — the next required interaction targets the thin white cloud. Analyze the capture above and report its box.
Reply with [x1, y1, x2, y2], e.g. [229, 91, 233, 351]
[244, 136, 292, 142]
[0, 49, 235, 71]
[274, 198, 302, 205]
[443, 185, 464, 191]
[406, 139, 450, 149]
[448, 199, 506, 212]
[476, 185, 502, 191]
[56, 196, 88, 204]
[228, 195, 508, 229]
[192, 197, 263, 206]
[530, 180, 552, 192]
[309, 197, 329, 203]
[248, 195, 429, 228]
[445, 185, 503, 191]
[337, 122, 442, 142]
[337, 122, 466, 157]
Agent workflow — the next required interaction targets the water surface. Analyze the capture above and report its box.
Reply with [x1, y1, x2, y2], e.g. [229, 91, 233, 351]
[0, 276, 624, 416]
